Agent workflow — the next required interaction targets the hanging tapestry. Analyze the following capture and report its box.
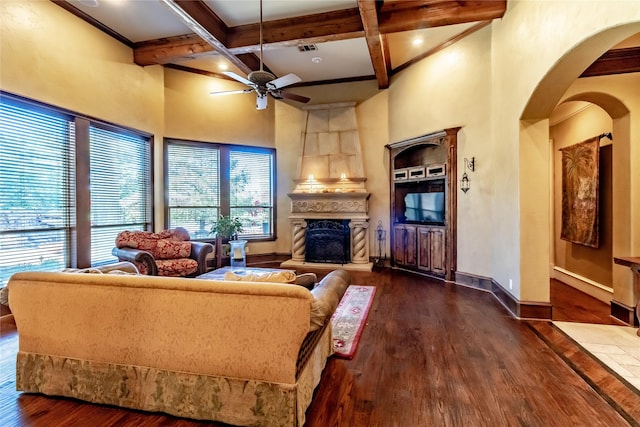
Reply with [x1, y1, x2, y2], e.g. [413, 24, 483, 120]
[560, 136, 600, 248]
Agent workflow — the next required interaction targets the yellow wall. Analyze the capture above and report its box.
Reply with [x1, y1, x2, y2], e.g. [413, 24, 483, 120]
[164, 68, 274, 145]
[274, 102, 306, 254]
[356, 91, 390, 257]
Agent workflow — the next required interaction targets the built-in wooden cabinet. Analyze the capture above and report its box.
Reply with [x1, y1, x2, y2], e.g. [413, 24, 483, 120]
[394, 224, 445, 275]
[386, 128, 460, 280]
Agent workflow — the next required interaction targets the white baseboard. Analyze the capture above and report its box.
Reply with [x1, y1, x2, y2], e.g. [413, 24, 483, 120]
[552, 266, 613, 303]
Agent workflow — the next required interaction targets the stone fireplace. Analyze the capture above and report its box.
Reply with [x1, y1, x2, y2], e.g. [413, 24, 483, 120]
[282, 102, 372, 271]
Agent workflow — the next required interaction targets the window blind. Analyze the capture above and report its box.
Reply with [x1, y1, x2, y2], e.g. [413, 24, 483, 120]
[0, 98, 74, 286]
[89, 125, 151, 265]
[166, 143, 220, 240]
[230, 149, 274, 237]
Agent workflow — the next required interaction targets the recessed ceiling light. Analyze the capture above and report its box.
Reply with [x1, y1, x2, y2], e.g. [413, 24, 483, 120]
[78, 0, 99, 6]
[218, 63, 229, 71]
[412, 37, 423, 46]
[311, 57, 322, 64]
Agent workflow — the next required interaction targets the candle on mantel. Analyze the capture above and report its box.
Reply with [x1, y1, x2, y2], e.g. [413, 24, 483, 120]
[340, 172, 347, 192]
[308, 174, 315, 192]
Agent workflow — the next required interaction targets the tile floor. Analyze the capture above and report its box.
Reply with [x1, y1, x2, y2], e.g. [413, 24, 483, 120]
[554, 321, 640, 391]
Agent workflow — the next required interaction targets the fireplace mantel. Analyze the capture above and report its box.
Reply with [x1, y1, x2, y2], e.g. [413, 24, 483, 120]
[287, 192, 370, 220]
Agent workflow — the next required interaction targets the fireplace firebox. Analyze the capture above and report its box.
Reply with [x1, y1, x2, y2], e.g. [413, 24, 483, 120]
[305, 219, 350, 264]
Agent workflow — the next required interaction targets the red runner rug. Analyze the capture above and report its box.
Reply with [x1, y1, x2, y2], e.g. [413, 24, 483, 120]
[330, 285, 376, 359]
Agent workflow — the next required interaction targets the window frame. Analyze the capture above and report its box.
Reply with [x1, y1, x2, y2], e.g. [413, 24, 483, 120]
[0, 91, 154, 275]
[164, 138, 277, 242]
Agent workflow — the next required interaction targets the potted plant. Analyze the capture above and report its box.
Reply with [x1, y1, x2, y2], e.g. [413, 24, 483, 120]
[210, 215, 244, 267]
[210, 215, 244, 241]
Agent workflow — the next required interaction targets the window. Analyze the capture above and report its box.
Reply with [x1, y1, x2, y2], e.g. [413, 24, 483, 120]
[0, 93, 152, 287]
[166, 142, 220, 239]
[89, 125, 151, 264]
[230, 149, 274, 236]
[165, 140, 276, 240]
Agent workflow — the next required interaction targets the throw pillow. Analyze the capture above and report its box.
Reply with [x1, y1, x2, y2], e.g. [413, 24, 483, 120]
[293, 273, 317, 290]
[223, 270, 297, 283]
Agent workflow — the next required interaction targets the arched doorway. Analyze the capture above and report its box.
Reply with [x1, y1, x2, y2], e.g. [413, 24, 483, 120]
[549, 96, 629, 308]
[519, 25, 639, 323]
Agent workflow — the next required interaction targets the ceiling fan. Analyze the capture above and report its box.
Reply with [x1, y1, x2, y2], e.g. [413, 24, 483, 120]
[210, 0, 311, 110]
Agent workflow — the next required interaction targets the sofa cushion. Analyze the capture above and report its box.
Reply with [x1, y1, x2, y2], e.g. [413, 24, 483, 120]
[156, 258, 198, 277]
[309, 270, 350, 331]
[62, 262, 140, 275]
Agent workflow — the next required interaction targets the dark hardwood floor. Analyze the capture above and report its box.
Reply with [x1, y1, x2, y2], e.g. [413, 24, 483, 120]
[549, 278, 625, 325]
[1, 268, 638, 426]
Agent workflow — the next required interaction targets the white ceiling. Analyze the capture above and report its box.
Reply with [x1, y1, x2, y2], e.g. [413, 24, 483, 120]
[69, 0, 192, 42]
[205, 0, 357, 26]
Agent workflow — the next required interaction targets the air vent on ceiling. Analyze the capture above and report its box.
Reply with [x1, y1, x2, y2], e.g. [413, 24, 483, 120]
[298, 44, 318, 52]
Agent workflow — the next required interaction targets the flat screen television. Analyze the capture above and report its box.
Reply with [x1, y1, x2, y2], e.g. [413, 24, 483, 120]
[404, 192, 445, 224]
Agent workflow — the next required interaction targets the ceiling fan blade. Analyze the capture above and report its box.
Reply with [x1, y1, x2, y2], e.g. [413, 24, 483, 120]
[209, 89, 253, 96]
[268, 73, 302, 89]
[275, 90, 311, 104]
[222, 71, 254, 87]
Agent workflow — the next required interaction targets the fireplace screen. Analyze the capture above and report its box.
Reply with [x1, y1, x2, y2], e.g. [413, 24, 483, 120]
[305, 219, 350, 264]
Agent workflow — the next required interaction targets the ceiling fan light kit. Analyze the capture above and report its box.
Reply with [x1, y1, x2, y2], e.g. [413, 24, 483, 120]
[208, 0, 311, 110]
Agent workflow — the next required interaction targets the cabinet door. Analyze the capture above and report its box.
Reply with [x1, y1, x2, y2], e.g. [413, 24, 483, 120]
[405, 225, 417, 266]
[429, 227, 446, 275]
[417, 227, 431, 271]
[393, 224, 417, 267]
[393, 225, 406, 265]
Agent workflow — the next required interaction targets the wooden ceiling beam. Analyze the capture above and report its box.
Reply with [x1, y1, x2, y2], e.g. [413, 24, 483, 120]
[580, 47, 640, 77]
[160, 0, 252, 74]
[134, 34, 211, 66]
[226, 8, 364, 54]
[379, 0, 507, 33]
[358, 0, 389, 89]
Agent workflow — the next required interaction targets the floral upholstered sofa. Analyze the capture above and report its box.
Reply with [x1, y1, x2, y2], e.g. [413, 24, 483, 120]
[112, 228, 213, 276]
[8, 265, 351, 426]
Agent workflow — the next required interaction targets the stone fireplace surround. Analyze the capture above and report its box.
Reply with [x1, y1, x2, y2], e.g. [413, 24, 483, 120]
[281, 192, 372, 271]
[281, 102, 373, 271]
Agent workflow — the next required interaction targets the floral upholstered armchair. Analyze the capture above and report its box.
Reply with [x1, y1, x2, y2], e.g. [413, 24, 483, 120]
[112, 228, 214, 277]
